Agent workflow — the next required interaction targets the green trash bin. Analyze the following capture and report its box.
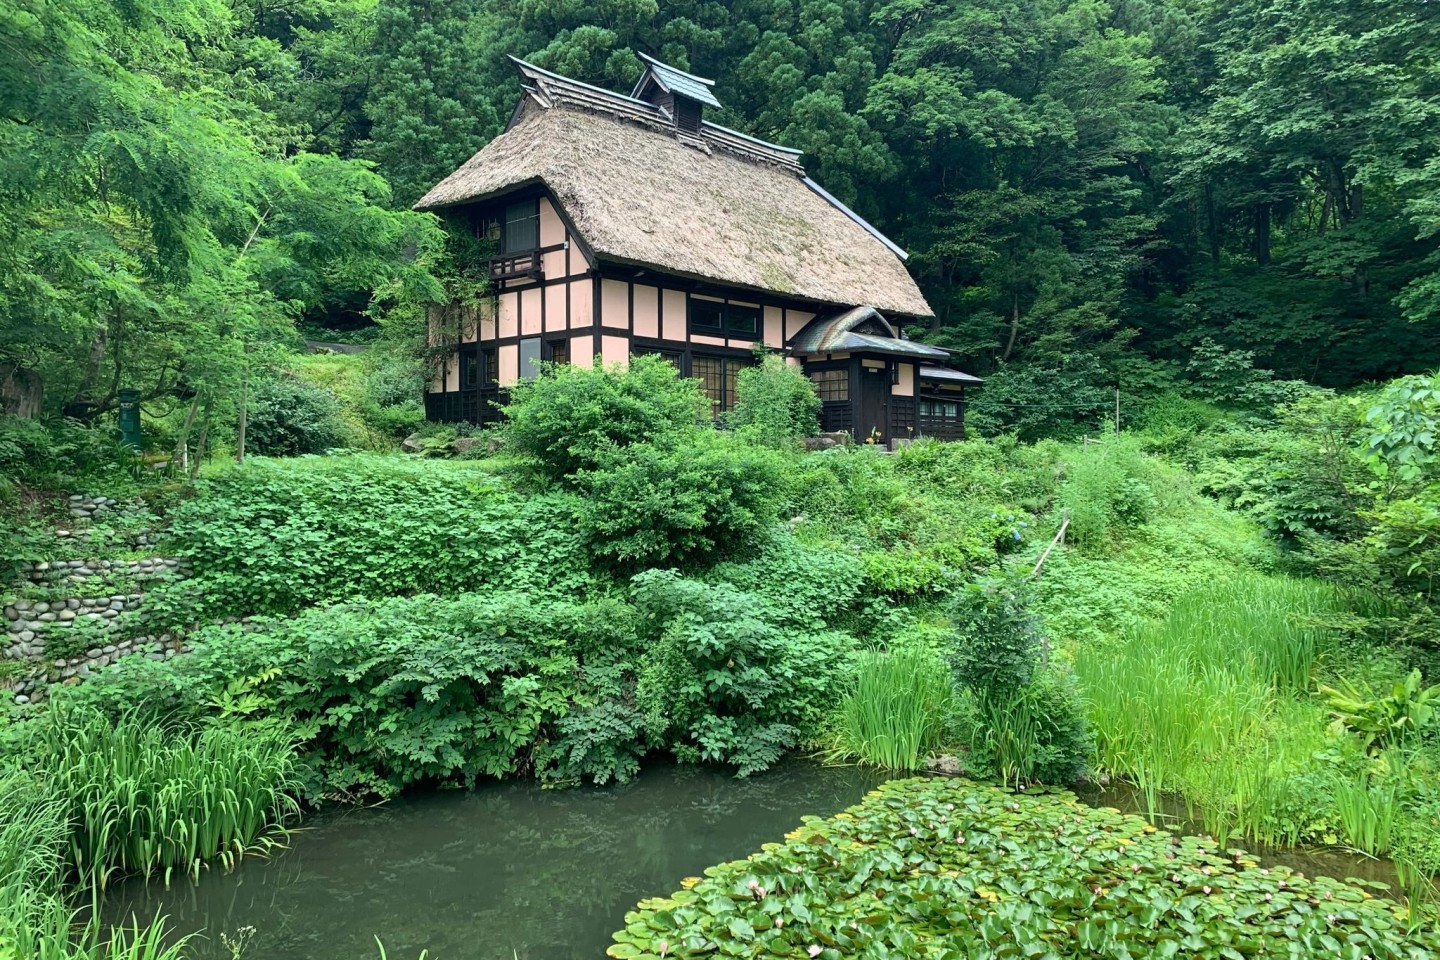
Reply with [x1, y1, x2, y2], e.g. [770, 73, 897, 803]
[118, 388, 142, 449]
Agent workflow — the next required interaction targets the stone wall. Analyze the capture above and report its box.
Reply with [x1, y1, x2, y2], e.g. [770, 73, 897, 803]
[2, 493, 193, 706]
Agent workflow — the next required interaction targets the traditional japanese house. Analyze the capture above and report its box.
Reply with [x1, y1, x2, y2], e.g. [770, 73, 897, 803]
[414, 53, 982, 444]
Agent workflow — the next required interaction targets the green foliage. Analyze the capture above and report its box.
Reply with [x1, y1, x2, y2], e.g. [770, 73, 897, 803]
[1364, 372, 1439, 482]
[503, 357, 709, 482]
[0, 416, 137, 491]
[163, 455, 593, 618]
[726, 354, 821, 448]
[245, 374, 352, 456]
[575, 431, 787, 568]
[834, 647, 952, 771]
[1075, 577, 1350, 844]
[967, 356, 1115, 442]
[77, 590, 646, 795]
[27, 704, 298, 887]
[948, 584, 1091, 784]
[1060, 432, 1159, 551]
[1320, 670, 1440, 755]
[632, 570, 852, 777]
[610, 778, 1439, 959]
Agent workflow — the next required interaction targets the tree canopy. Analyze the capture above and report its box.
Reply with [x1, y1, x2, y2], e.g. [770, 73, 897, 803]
[2, 0, 1436, 427]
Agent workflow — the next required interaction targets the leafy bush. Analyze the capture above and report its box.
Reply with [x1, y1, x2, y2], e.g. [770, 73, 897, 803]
[1320, 669, 1440, 755]
[705, 530, 866, 631]
[574, 430, 787, 568]
[967, 354, 1114, 442]
[726, 353, 820, 448]
[632, 570, 852, 776]
[73, 591, 646, 795]
[948, 583, 1090, 784]
[0, 415, 137, 490]
[1059, 431, 1158, 550]
[245, 374, 351, 455]
[163, 455, 594, 618]
[503, 356, 709, 481]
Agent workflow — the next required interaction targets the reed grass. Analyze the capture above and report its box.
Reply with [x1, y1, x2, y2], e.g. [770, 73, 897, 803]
[1076, 576, 1346, 845]
[1334, 774, 1401, 857]
[0, 773, 192, 960]
[34, 705, 300, 890]
[834, 647, 952, 771]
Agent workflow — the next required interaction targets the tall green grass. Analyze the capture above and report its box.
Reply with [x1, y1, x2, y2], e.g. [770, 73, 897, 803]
[0, 773, 192, 960]
[834, 647, 952, 771]
[33, 706, 300, 889]
[1076, 576, 1346, 844]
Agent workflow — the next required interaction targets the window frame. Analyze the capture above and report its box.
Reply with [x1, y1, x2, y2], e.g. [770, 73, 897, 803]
[809, 368, 849, 402]
[690, 353, 756, 416]
[687, 296, 763, 341]
[501, 198, 540, 254]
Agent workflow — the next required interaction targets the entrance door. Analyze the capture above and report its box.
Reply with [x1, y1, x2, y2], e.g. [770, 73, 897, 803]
[856, 363, 888, 444]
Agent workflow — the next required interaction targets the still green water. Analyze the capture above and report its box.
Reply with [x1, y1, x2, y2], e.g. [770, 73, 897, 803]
[102, 762, 887, 960]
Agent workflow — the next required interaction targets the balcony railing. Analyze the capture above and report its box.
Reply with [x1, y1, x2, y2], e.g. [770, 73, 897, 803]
[488, 249, 543, 282]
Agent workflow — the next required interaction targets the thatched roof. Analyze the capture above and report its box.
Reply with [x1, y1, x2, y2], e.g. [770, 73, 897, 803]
[414, 59, 933, 318]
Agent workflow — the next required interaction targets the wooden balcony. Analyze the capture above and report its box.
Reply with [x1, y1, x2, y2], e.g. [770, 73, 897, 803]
[488, 249, 543, 282]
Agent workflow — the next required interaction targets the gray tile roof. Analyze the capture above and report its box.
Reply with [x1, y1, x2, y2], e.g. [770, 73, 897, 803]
[635, 53, 722, 108]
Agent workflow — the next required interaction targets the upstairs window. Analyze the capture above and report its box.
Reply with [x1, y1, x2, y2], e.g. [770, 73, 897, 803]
[688, 298, 762, 340]
[502, 199, 540, 254]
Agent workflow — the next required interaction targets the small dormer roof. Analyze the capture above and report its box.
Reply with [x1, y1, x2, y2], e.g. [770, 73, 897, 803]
[632, 52, 722, 109]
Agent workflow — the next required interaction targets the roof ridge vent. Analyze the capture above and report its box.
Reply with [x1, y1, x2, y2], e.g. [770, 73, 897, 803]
[632, 52, 719, 134]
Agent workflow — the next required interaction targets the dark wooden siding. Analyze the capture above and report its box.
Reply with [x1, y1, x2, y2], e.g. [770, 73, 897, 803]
[819, 399, 852, 435]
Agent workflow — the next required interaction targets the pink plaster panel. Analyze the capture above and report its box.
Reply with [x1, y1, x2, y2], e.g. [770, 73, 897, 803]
[632, 285, 659, 339]
[601, 279, 629, 329]
[479, 300, 497, 341]
[569, 279, 594, 329]
[544, 285, 566, 333]
[520, 287, 542, 336]
[894, 363, 915, 397]
[691, 334, 726, 347]
[662, 289, 687, 341]
[498, 343, 519, 386]
[539, 198, 565, 247]
[497, 292, 519, 339]
[763, 306, 783, 348]
[572, 341, 596, 369]
[601, 335, 631, 367]
[785, 310, 815, 341]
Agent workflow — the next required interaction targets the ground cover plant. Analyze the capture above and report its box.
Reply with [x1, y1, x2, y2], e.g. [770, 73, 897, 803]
[608, 778, 1436, 959]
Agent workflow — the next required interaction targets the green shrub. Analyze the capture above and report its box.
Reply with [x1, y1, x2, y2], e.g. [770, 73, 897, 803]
[246, 374, 351, 455]
[834, 646, 952, 771]
[73, 590, 646, 795]
[163, 455, 594, 618]
[967, 354, 1114, 442]
[726, 353, 820, 448]
[705, 530, 866, 630]
[948, 583, 1090, 784]
[632, 570, 852, 776]
[0, 415, 138, 491]
[575, 430, 787, 568]
[1060, 431, 1158, 550]
[503, 356, 709, 481]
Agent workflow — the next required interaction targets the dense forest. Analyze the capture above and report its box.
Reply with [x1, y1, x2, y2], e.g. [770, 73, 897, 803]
[3, 0, 1438, 435]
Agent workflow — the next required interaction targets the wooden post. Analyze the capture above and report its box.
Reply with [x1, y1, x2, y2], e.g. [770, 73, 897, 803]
[1031, 510, 1070, 578]
[1115, 386, 1121, 432]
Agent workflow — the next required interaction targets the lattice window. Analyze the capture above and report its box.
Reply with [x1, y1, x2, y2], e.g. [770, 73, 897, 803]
[810, 368, 849, 401]
[692, 356, 724, 414]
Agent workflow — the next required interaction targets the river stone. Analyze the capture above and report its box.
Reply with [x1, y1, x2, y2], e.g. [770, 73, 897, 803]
[57, 610, 74, 622]
[60, 667, 77, 678]
[14, 695, 29, 705]
[103, 644, 117, 654]
[65, 598, 80, 609]
[86, 648, 102, 659]
[32, 601, 48, 613]
[18, 630, 33, 643]
[37, 613, 56, 622]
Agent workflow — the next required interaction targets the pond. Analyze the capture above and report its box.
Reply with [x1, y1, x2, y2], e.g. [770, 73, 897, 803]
[102, 762, 889, 960]
[104, 764, 1405, 960]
